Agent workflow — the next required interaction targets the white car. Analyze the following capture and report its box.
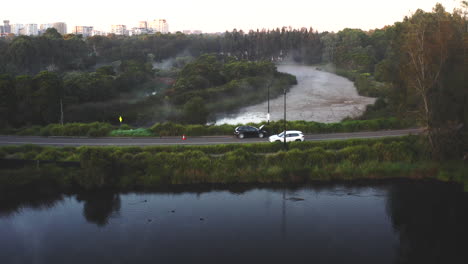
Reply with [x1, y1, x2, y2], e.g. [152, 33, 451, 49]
[269, 130, 305, 143]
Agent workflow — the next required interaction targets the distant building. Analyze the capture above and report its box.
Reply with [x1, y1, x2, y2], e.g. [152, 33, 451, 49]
[72, 26, 93, 37]
[182, 29, 202, 35]
[3, 20, 11, 34]
[91, 30, 106, 36]
[40, 23, 53, 31]
[38, 24, 52, 35]
[10, 24, 24, 35]
[0, 25, 4, 34]
[52, 22, 67, 35]
[111, 25, 128, 35]
[130, 27, 150, 36]
[149, 19, 169, 33]
[24, 24, 38, 36]
[138, 21, 147, 29]
[18, 27, 26, 35]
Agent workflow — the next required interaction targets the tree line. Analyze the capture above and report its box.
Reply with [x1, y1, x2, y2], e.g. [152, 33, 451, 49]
[0, 27, 323, 75]
[0, 3, 466, 159]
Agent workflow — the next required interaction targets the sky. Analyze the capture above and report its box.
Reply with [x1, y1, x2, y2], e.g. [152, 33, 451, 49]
[0, 0, 463, 33]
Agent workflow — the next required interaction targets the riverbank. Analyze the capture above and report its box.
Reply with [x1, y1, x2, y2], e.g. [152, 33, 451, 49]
[1, 136, 466, 191]
[315, 63, 402, 120]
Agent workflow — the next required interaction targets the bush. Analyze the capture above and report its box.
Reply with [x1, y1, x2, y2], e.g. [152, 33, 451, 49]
[34, 122, 114, 137]
[110, 128, 154, 137]
[78, 147, 117, 189]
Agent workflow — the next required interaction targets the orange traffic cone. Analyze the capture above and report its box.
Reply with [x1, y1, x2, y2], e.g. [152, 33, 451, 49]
[182, 134, 186, 140]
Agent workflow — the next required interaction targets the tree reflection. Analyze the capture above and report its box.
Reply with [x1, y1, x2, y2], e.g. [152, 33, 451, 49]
[0, 190, 63, 218]
[387, 181, 468, 264]
[76, 191, 121, 227]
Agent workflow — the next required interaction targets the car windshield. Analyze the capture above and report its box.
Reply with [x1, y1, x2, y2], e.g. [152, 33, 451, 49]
[278, 132, 285, 137]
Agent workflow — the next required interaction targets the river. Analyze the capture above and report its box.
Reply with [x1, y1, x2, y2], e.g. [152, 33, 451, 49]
[1, 181, 467, 264]
[215, 65, 376, 125]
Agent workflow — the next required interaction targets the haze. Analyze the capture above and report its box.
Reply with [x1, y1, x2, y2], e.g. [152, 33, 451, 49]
[0, 0, 461, 32]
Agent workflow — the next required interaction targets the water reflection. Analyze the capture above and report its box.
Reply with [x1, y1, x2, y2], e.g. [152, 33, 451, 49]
[0, 181, 467, 264]
[387, 181, 468, 264]
[76, 191, 121, 227]
[0, 189, 64, 218]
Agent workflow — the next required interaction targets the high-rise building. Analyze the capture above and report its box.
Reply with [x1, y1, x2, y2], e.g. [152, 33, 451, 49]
[131, 27, 149, 36]
[72, 26, 93, 37]
[111, 25, 127, 35]
[138, 21, 147, 29]
[149, 19, 169, 33]
[10, 24, 24, 35]
[52, 22, 67, 35]
[24, 24, 38, 36]
[0, 25, 4, 34]
[3, 20, 11, 34]
[91, 30, 106, 36]
[40, 24, 53, 31]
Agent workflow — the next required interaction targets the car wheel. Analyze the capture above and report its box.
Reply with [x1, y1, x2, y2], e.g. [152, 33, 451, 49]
[275, 140, 281, 143]
[238, 133, 244, 139]
[295, 139, 301, 142]
[258, 133, 264, 138]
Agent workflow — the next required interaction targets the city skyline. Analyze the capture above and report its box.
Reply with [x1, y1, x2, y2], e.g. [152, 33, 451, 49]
[0, 0, 463, 33]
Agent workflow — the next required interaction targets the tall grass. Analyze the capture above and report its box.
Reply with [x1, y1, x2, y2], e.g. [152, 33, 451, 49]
[7, 118, 412, 137]
[1, 136, 466, 190]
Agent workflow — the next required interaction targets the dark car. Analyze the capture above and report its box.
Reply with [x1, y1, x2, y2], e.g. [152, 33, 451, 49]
[234, 125, 268, 139]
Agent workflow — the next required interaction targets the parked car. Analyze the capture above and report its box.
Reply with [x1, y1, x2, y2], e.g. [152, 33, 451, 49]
[269, 130, 305, 142]
[234, 125, 268, 139]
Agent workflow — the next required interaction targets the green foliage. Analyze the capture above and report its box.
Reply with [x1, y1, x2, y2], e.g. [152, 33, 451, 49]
[110, 128, 153, 137]
[182, 96, 208, 124]
[1, 135, 467, 190]
[168, 55, 297, 118]
[35, 122, 114, 137]
[78, 147, 116, 189]
[148, 118, 410, 137]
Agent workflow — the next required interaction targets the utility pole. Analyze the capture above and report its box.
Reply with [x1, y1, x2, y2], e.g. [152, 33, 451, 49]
[283, 88, 287, 150]
[267, 82, 270, 124]
[60, 98, 64, 126]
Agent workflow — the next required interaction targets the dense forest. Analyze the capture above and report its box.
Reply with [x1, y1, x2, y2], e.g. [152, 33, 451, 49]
[0, 3, 467, 159]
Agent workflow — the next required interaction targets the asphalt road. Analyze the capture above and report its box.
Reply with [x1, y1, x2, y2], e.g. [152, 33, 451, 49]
[0, 128, 423, 147]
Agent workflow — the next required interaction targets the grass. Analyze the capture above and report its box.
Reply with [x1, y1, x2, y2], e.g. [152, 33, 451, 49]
[110, 128, 154, 137]
[0, 135, 466, 191]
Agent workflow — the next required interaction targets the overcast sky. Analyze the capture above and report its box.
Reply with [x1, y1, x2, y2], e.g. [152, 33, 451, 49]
[0, 0, 463, 33]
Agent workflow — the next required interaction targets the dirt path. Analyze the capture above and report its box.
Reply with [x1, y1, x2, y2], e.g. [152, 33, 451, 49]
[215, 65, 376, 124]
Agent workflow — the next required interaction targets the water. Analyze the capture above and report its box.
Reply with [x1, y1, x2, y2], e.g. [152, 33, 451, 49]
[1, 181, 467, 264]
[215, 65, 376, 125]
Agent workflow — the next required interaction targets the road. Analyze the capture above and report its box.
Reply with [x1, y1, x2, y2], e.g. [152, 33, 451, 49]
[0, 128, 423, 147]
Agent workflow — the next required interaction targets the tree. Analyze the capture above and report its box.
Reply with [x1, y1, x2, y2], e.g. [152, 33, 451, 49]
[182, 96, 208, 124]
[32, 71, 63, 124]
[0, 74, 16, 127]
[43, 28, 62, 39]
[401, 4, 466, 159]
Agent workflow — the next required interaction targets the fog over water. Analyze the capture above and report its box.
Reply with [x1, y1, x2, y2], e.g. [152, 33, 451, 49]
[215, 65, 376, 125]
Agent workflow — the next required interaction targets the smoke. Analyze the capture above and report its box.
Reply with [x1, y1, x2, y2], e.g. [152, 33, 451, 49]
[152, 49, 194, 70]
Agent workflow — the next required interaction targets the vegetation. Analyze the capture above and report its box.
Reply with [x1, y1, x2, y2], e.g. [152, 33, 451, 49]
[2, 117, 412, 137]
[0, 54, 295, 127]
[319, 3, 468, 160]
[0, 136, 466, 191]
[0, 2, 466, 162]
